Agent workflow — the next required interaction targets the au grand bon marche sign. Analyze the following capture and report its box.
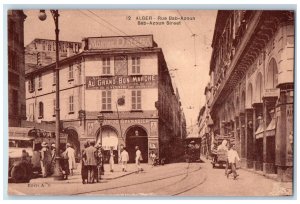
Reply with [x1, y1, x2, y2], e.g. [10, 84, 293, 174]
[86, 75, 158, 90]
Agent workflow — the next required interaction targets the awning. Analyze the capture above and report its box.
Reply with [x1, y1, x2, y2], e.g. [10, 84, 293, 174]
[266, 118, 276, 137]
[255, 124, 264, 139]
[255, 118, 276, 139]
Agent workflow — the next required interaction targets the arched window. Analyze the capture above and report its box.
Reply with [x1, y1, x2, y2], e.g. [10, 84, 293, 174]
[256, 72, 263, 103]
[266, 58, 278, 89]
[39, 102, 44, 118]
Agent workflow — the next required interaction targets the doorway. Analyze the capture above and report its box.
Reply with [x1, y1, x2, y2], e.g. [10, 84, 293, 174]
[126, 126, 148, 163]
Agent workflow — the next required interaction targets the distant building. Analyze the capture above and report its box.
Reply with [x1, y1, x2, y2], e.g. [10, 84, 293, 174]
[207, 11, 294, 181]
[25, 38, 81, 73]
[8, 10, 27, 127]
[25, 35, 186, 162]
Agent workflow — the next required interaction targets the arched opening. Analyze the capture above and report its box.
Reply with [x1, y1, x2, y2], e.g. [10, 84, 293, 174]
[65, 128, 80, 162]
[125, 126, 148, 163]
[256, 72, 263, 103]
[266, 58, 278, 89]
[97, 126, 119, 164]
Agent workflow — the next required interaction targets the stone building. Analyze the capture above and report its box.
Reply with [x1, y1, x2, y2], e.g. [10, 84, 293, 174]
[25, 38, 81, 73]
[25, 35, 186, 163]
[8, 10, 27, 127]
[207, 11, 294, 181]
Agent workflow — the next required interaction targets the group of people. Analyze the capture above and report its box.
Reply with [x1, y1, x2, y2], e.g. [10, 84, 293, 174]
[217, 140, 241, 180]
[38, 142, 76, 179]
[80, 143, 147, 184]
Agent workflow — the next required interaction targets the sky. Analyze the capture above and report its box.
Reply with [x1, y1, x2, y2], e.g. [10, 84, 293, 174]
[23, 10, 217, 128]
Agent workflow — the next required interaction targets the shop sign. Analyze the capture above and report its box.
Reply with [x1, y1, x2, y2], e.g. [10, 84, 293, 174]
[264, 88, 280, 97]
[86, 75, 158, 90]
[88, 35, 153, 50]
[104, 119, 150, 125]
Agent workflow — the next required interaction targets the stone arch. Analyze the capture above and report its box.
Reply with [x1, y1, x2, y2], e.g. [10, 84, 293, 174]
[96, 125, 119, 150]
[266, 58, 278, 89]
[64, 127, 80, 160]
[125, 125, 148, 163]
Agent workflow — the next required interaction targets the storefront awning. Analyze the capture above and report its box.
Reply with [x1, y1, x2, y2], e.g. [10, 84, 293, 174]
[266, 118, 276, 137]
[255, 124, 264, 139]
[255, 118, 276, 139]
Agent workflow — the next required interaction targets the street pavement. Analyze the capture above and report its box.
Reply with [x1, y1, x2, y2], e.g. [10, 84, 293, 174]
[7, 159, 293, 197]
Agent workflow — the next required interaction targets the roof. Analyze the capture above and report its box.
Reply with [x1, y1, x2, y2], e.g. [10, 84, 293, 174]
[25, 47, 162, 76]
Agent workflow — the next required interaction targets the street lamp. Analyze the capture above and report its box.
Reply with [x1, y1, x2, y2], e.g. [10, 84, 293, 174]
[97, 113, 104, 144]
[38, 9, 63, 180]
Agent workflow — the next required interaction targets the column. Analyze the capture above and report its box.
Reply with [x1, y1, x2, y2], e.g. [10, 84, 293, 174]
[239, 113, 246, 167]
[276, 83, 293, 181]
[262, 96, 277, 174]
[252, 103, 263, 171]
[245, 108, 254, 168]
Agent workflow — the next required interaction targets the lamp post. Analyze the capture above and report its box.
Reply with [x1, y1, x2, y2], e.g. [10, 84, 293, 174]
[39, 10, 63, 180]
[97, 113, 104, 144]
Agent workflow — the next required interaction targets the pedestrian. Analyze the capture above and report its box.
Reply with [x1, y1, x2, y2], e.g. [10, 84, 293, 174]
[217, 140, 229, 176]
[135, 146, 143, 173]
[81, 142, 89, 184]
[60, 149, 70, 180]
[120, 147, 129, 172]
[150, 151, 156, 166]
[84, 140, 97, 183]
[226, 144, 240, 179]
[109, 146, 115, 172]
[40, 142, 49, 178]
[65, 143, 76, 176]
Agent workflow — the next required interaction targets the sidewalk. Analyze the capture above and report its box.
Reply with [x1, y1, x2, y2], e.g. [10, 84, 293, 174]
[200, 155, 293, 194]
[29, 163, 151, 184]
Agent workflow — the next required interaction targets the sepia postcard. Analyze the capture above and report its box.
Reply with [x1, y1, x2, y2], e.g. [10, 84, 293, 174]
[6, 8, 294, 197]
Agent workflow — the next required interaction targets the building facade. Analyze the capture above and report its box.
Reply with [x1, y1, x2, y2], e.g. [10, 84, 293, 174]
[25, 38, 81, 73]
[8, 10, 27, 127]
[25, 35, 185, 163]
[207, 11, 294, 181]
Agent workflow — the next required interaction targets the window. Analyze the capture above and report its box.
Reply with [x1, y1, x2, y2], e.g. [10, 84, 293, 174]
[53, 71, 56, 85]
[102, 58, 111, 74]
[28, 77, 35, 92]
[38, 102, 44, 118]
[28, 103, 35, 121]
[48, 44, 52, 51]
[53, 99, 56, 116]
[102, 91, 112, 111]
[132, 57, 141, 74]
[69, 64, 74, 80]
[69, 95, 74, 113]
[132, 90, 141, 110]
[38, 74, 42, 90]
